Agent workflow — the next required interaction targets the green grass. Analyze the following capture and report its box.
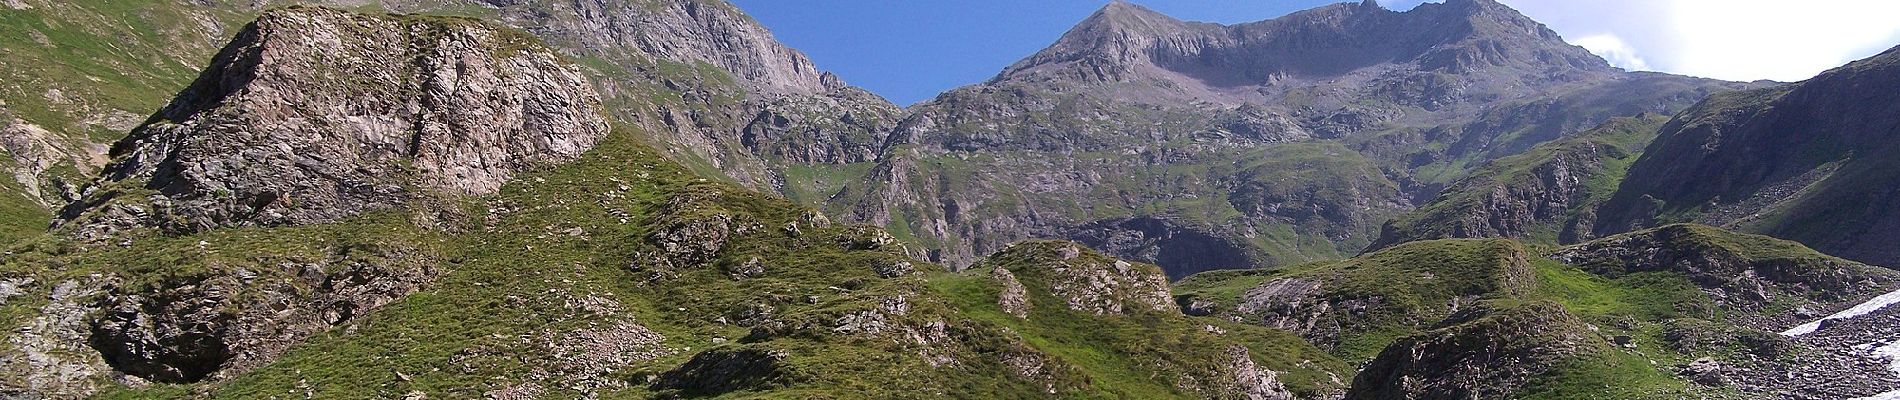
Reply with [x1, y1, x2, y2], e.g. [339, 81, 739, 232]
[1519, 349, 1702, 400]
[1530, 259, 1714, 322]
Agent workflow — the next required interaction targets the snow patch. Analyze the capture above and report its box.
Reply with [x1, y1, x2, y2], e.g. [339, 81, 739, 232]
[1783, 288, 1900, 336]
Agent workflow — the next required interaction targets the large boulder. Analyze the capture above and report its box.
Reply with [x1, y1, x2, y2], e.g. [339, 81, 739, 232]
[56, 7, 607, 238]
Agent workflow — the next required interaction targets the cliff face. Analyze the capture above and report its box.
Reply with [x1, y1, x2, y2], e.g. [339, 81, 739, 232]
[53, 7, 607, 238]
[831, 0, 1743, 273]
[1595, 45, 1900, 268]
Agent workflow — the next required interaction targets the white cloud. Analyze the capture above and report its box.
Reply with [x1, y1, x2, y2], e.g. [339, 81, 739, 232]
[1373, 0, 1440, 10]
[1500, 0, 1900, 82]
[1570, 34, 1650, 71]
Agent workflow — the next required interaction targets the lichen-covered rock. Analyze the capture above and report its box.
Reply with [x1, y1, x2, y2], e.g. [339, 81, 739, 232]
[872, 258, 915, 279]
[982, 242, 1173, 316]
[1220, 345, 1295, 400]
[54, 7, 607, 238]
[992, 266, 1030, 319]
[1235, 278, 1338, 342]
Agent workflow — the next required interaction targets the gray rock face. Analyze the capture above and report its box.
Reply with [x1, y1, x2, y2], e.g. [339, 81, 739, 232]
[0, 277, 118, 400]
[1219, 345, 1296, 400]
[54, 8, 606, 238]
[1064, 217, 1256, 280]
[1236, 278, 1338, 343]
[459, 0, 904, 191]
[527, 0, 835, 96]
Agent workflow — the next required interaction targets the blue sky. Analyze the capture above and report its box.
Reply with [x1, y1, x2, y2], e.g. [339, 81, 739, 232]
[730, 0, 1900, 106]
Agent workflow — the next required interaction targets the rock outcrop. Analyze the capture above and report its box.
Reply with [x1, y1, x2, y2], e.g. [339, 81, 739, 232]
[1346, 300, 1600, 400]
[89, 244, 440, 384]
[981, 241, 1173, 316]
[54, 7, 607, 238]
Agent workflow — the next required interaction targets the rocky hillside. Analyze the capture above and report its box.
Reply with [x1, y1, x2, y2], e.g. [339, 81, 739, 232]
[0, 0, 258, 243]
[0, 7, 1353, 399]
[7, 1, 1900, 399]
[1594, 44, 1900, 268]
[1367, 114, 1669, 249]
[1177, 224, 1900, 399]
[826, 0, 1745, 274]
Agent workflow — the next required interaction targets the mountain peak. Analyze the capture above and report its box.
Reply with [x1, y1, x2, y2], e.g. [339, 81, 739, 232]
[1073, 0, 1190, 37]
[998, 0, 1607, 86]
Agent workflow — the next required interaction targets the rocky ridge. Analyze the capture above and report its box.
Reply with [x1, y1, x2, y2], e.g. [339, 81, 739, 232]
[829, 0, 1745, 274]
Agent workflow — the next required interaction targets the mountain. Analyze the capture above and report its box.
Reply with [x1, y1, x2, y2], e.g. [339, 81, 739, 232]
[1594, 44, 1900, 268]
[827, 0, 1745, 275]
[0, 6, 1345, 399]
[7, 0, 1900, 398]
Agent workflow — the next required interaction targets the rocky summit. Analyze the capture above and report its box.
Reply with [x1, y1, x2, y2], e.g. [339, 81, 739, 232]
[3, 0, 1900, 399]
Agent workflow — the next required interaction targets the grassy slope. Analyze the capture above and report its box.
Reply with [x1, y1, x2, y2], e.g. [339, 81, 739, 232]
[1176, 233, 1797, 399]
[0, 0, 250, 243]
[4, 124, 1352, 399]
